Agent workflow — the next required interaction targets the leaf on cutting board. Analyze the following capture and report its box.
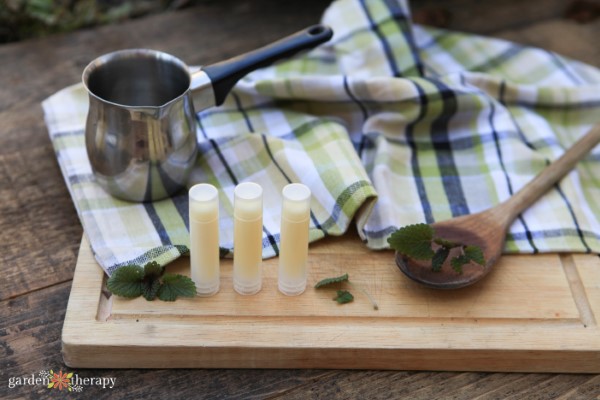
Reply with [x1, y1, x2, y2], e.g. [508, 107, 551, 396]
[106, 265, 144, 298]
[157, 273, 197, 301]
[314, 273, 349, 288]
[141, 278, 161, 301]
[143, 261, 164, 280]
[334, 290, 354, 304]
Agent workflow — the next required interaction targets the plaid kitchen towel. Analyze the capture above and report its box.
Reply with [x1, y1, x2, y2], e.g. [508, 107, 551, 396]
[43, 0, 600, 275]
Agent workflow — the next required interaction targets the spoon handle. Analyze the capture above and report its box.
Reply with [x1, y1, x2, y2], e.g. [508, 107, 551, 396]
[499, 124, 600, 221]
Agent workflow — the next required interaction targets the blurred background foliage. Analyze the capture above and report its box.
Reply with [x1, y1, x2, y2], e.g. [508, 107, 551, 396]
[0, 0, 211, 43]
[3, 0, 597, 44]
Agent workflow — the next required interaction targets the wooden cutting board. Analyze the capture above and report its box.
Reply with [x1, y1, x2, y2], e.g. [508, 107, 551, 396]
[62, 233, 600, 372]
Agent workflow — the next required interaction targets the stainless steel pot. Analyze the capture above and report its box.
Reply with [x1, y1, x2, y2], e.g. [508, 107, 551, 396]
[82, 25, 332, 202]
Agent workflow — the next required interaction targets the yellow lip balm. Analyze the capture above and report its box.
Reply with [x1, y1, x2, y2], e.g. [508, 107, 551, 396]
[278, 183, 311, 296]
[233, 182, 263, 295]
[189, 183, 220, 296]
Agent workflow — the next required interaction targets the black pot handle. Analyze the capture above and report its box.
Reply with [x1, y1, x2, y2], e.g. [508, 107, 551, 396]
[203, 24, 333, 106]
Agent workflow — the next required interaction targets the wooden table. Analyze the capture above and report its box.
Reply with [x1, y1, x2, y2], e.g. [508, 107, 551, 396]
[2, 0, 599, 398]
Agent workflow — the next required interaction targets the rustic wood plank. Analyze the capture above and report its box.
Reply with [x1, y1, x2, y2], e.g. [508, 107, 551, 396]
[411, 0, 568, 33]
[0, 280, 339, 399]
[496, 19, 600, 67]
[555, 374, 600, 399]
[510, 374, 600, 400]
[271, 370, 599, 400]
[1, 283, 70, 400]
[411, 0, 600, 67]
[0, 145, 82, 300]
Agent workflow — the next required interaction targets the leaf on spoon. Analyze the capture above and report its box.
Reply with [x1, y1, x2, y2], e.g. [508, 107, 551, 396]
[464, 245, 485, 266]
[387, 223, 434, 260]
[450, 254, 469, 274]
[431, 247, 449, 272]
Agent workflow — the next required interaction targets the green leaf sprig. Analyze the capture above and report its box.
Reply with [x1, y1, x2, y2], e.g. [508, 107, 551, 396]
[314, 273, 378, 310]
[107, 261, 196, 301]
[387, 223, 485, 273]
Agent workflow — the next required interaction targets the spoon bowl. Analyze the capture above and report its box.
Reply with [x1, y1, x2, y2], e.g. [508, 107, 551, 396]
[397, 124, 600, 289]
[396, 209, 507, 289]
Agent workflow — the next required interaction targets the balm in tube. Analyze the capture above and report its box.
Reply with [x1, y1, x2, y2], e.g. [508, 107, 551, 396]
[278, 183, 311, 296]
[233, 182, 263, 295]
[189, 183, 220, 296]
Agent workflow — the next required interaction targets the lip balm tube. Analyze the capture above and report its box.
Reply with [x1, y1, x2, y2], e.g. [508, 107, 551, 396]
[233, 182, 263, 295]
[278, 183, 311, 296]
[189, 184, 220, 296]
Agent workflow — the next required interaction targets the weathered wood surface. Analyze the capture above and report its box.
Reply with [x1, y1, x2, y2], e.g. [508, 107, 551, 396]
[62, 236, 600, 372]
[2, 0, 599, 398]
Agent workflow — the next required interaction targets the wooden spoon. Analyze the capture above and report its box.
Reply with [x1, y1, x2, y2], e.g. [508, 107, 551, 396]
[397, 124, 600, 289]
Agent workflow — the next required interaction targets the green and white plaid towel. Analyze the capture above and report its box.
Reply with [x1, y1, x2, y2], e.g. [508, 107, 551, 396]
[43, 0, 600, 275]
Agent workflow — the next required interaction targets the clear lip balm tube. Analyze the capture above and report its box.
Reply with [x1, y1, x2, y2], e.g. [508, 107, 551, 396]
[233, 182, 263, 295]
[189, 184, 220, 296]
[278, 183, 311, 296]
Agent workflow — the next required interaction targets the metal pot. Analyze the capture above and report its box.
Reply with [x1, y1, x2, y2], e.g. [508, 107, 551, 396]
[82, 25, 333, 202]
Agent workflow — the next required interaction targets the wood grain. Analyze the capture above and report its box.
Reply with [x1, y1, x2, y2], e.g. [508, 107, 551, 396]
[0, 282, 338, 399]
[61, 235, 600, 372]
[2, 0, 600, 398]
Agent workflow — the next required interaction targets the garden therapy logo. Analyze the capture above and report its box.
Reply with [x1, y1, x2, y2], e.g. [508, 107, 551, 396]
[8, 369, 116, 392]
[40, 369, 81, 392]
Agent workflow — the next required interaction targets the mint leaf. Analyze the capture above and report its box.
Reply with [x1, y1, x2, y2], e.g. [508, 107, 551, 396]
[157, 274, 196, 301]
[334, 290, 354, 304]
[107, 265, 144, 298]
[464, 245, 485, 266]
[141, 278, 161, 301]
[431, 247, 449, 272]
[314, 273, 349, 288]
[387, 223, 434, 260]
[143, 261, 164, 280]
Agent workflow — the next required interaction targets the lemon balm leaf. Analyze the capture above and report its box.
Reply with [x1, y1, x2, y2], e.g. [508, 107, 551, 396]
[334, 290, 354, 304]
[315, 273, 378, 310]
[107, 263, 198, 302]
[143, 261, 164, 280]
[314, 273, 349, 288]
[106, 265, 144, 298]
[465, 245, 485, 266]
[141, 261, 164, 300]
[158, 274, 196, 301]
[450, 254, 470, 274]
[431, 247, 449, 272]
[389, 224, 486, 275]
[141, 278, 161, 301]
[387, 223, 434, 260]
